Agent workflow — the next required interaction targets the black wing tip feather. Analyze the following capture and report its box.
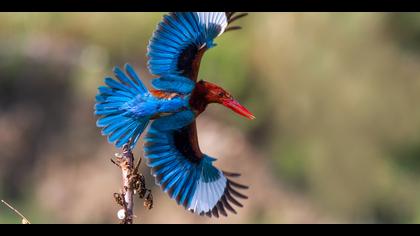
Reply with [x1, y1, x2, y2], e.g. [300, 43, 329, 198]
[225, 12, 248, 32]
[205, 173, 249, 218]
[184, 173, 248, 219]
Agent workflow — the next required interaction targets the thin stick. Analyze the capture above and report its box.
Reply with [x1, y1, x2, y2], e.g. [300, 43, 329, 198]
[1, 200, 31, 224]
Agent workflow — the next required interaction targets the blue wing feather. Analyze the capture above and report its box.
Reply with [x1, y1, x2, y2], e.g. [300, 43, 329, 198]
[151, 110, 194, 131]
[151, 74, 195, 94]
[165, 166, 187, 194]
[147, 12, 228, 77]
[171, 166, 189, 199]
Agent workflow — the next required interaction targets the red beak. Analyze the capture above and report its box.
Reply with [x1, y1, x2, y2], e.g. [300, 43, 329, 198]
[222, 99, 255, 120]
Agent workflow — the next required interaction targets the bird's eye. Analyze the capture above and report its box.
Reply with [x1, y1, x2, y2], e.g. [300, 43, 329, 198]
[218, 92, 224, 97]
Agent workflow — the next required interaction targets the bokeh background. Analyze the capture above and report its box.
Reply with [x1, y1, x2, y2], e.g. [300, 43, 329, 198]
[1, 12, 420, 224]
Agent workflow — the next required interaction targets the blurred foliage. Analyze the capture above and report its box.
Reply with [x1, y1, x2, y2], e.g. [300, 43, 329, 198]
[387, 13, 420, 55]
[1, 12, 420, 223]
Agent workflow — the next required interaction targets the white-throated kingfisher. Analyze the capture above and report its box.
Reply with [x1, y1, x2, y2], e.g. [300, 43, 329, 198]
[95, 12, 253, 217]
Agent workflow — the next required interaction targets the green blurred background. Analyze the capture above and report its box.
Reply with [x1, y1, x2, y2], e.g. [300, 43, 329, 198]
[1, 12, 420, 224]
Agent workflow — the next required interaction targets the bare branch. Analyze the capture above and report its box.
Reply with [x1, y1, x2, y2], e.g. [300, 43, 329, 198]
[119, 144, 135, 224]
[1, 200, 31, 224]
[111, 143, 153, 224]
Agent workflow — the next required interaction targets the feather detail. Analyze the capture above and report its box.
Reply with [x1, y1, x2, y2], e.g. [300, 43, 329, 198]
[94, 64, 151, 148]
[151, 74, 195, 94]
[147, 12, 228, 79]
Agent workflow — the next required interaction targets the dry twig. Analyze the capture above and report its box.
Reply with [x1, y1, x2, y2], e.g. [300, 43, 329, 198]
[111, 143, 153, 224]
[1, 199, 31, 224]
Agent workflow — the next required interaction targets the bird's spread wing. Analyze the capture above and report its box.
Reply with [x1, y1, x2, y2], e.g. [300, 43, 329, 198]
[144, 120, 248, 217]
[147, 12, 229, 81]
[147, 12, 247, 95]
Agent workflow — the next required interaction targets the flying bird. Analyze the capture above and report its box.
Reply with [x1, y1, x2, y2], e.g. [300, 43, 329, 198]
[95, 12, 253, 217]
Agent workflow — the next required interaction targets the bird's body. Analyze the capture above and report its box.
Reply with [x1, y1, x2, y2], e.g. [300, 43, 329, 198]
[95, 12, 253, 217]
[123, 92, 188, 118]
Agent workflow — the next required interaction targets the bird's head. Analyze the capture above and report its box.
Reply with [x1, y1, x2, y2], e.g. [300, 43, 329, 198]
[197, 80, 255, 120]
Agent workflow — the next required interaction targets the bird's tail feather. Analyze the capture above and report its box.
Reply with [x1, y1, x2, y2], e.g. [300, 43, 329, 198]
[95, 64, 150, 148]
